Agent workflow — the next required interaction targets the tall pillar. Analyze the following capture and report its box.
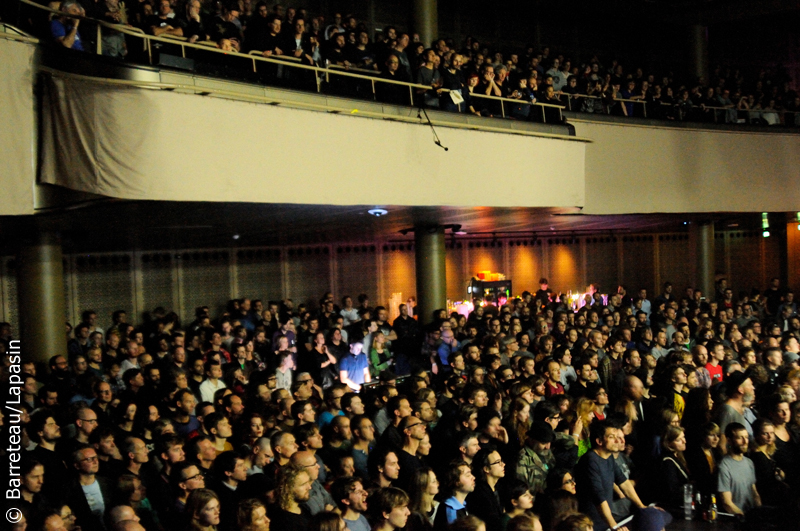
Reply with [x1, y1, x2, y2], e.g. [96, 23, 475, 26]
[415, 226, 446, 327]
[413, 0, 438, 48]
[17, 231, 66, 366]
[689, 24, 709, 83]
[691, 222, 715, 299]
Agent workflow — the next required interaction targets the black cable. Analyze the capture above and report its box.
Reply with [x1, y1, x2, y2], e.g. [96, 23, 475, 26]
[419, 106, 448, 151]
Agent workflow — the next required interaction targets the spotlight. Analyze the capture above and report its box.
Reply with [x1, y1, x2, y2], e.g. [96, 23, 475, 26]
[232, 234, 240, 240]
[368, 208, 389, 217]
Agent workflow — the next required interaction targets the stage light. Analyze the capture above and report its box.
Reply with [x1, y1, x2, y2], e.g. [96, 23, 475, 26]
[368, 208, 389, 217]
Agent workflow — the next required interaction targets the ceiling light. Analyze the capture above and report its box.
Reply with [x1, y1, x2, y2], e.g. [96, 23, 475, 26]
[232, 234, 240, 240]
[368, 208, 388, 217]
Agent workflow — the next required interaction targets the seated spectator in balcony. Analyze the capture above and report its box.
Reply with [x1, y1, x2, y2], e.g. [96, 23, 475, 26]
[675, 89, 695, 120]
[603, 81, 628, 117]
[178, 0, 208, 43]
[324, 13, 344, 41]
[51, 0, 85, 51]
[546, 58, 567, 92]
[147, 0, 184, 37]
[440, 53, 466, 112]
[210, 1, 242, 44]
[475, 64, 502, 116]
[284, 17, 315, 64]
[390, 33, 412, 79]
[415, 49, 442, 109]
[88, 0, 127, 57]
[541, 86, 565, 123]
[620, 79, 644, 117]
[249, 13, 282, 56]
[346, 30, 376, 70]
[464, 73, 485, 116]
[325, 32, 348, 66]
[508, 75, 536, 120]
[716, 89, 738, 123]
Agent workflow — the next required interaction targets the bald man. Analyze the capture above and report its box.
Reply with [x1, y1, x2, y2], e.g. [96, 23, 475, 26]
[112, 521, 147, 531]
[291, 450, 336, 515]
[109, 505, 141, 526]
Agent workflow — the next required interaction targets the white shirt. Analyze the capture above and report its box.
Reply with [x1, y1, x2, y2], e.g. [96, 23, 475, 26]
[199, 378, 227, 403]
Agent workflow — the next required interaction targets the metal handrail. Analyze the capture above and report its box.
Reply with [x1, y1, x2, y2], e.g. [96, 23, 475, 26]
[15, 0, 800, 127]
[18, 0, 564, 120]
[38, 66, 592, 143]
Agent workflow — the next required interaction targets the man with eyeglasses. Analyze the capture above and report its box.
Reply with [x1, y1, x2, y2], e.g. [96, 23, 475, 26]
[69, 446, 113, 529]
[60, 407, 99, 461]
[467, 446, 505, 531]
[291, 451, 336, 515]
[436, 330, 460, 371]
[396, 416, 426, 490]
[169, 461, 206, 515]
[513, 421, 555, 500]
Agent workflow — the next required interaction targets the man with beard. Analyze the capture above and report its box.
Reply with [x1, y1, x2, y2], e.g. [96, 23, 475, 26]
[716, 371, 755, 452]
[718, 423, 761, 515]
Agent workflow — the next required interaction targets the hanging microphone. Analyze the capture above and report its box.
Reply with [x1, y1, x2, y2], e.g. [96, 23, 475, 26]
[435, 140, 448, 151]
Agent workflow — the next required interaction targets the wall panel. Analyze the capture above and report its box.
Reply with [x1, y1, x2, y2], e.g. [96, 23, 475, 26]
[446, 243, 467, 302]
[657, 234, 692, 292]
[140, 252, 175, 317]
[508, 241, 543, 295]
[337, 245, 379, 306]
[1, 229, 791, 334]
[75, 253, 134, 331]
[727, 232, 763, 295]
[547, 239, 582, 292]
[286, 247, 332, 308]
[621, 236, 655, 296]
[382, 244, 416, 307]
[584, 237, 618, 294]
[236, 249, 284, 303]
[179, 250, 231, 320]
[714, 233, 727, 280]
[467, 241, 505, 278]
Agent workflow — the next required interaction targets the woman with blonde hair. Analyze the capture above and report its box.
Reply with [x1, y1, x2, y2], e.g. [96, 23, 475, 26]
[572, 397, 595, 457]
[369, 332, 393, 378]
[750, 418, 791, 501]
[658, 426, 690, 514]
[406, 467, 440, 531]
[185, 489, 221, 531]
[237, 499, 270, 531]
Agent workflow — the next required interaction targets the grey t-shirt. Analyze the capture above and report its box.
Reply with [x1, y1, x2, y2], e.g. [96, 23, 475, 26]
[345, 514, 371, 531]
[717, 455, 757, 512]
[716, 404, 752, 439]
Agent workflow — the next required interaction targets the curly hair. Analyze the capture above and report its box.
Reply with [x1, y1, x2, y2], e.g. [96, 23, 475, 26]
[277, 464, 309, 510]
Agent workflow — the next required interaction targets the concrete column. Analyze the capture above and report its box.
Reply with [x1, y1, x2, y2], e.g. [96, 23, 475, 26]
[17, 231, 67, 366]
[691, 222, 715, 299]
[413, 0, 438, 48]
[415, 226, 446, 326]
[689, 24, 709, 83]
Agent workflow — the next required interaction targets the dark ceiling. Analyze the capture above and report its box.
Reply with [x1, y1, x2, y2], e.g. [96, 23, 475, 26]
[0, 196, 766, 254]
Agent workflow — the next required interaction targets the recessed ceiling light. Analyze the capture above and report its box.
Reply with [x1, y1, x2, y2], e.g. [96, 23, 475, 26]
[368, 208, 389, 217]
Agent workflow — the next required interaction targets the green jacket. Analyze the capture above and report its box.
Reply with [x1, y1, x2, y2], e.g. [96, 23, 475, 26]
[514, 445, 555, 495]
